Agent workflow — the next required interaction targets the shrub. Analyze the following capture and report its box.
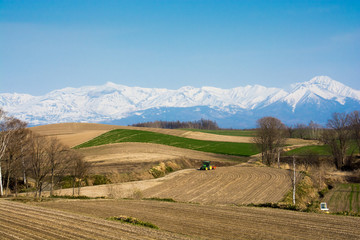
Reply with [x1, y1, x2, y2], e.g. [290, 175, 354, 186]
[107, 216, 159, 229]
[132, 189, 143, 200]
[149, 168, 164, 178]
[93, 175, 110, 185]
[165, 166, 173, 173]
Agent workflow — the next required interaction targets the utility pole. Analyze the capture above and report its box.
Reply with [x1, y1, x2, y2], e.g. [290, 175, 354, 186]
[293, 156, 296, 205]
[277, 149, 281, 169]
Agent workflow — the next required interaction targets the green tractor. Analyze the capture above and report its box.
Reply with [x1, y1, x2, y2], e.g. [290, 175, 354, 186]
[199, 161, 216, 170]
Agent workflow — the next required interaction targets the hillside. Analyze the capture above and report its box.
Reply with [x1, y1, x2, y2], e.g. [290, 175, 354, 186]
[46, 164, 295, 206]
[29, 122, 257, 147]
[75, 128, 259, 157]
[77, 142, 244, 176]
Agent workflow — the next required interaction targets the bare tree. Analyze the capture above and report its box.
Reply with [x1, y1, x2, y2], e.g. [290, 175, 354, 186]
[308, 121, 322, 140]
[254, 117, 287, 165]
[0, 109, 27, 196]
[45, 137, 72, 196]
[27, 132, 79, 198]
[3, 124, 28, 196]
[293, 123, 307, 139]
[27, 132, 52, 198]
[349, 111, 360, 152]
[321, 112, 352, 169]
[70, 151, 91, 196]
[287, 125, 295, 138]
[302, 150, 320, 171]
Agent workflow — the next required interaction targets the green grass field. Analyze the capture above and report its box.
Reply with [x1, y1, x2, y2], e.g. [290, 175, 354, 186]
[284, 145, 330, 156]
[285, 142, 359, 156]
[75, 129, 259, 157]
[180, 129, 256, 137]
[325, 183, 360, 214]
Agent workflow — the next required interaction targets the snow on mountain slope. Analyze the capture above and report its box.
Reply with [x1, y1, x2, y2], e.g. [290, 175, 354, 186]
[284, 76, 360, 111]
[0, 76, 359, 127]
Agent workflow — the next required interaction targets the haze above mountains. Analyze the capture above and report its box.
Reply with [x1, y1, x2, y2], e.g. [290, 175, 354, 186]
[1, 76, 359, 128]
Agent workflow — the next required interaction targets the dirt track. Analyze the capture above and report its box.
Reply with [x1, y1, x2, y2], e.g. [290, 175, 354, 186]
[0, 200, 189, 240]
[34, 199, 360, 240]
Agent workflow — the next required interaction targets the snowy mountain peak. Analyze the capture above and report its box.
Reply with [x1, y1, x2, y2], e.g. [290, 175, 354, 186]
[286, 76, 360, 109]
[104, 81, 120, 88]
[292, 76, 338, 90]
[308, 75, 336, 85]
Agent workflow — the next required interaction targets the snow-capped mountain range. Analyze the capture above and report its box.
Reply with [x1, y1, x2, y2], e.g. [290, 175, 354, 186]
[1, 76, 360, 128]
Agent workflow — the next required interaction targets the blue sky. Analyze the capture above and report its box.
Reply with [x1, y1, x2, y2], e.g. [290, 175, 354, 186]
[1, 0, 359, 95]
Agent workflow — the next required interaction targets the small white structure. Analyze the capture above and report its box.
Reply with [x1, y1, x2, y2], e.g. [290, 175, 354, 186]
[320, 202, 329, 212]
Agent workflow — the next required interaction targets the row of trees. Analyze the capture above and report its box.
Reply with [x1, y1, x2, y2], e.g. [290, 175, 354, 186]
[0, 108, 90, 197]
[254, 111, 360, 170]
[132, 119, 219, 130]
[287, 121, 322, 140]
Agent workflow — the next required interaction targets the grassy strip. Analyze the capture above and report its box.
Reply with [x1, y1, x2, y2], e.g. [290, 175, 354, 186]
[247, 203, 298, 211]
[8, 195, 105, 203]
[49, 195, 106, 200]
[143, 197, 176, 202]
[50, 195, 92, 200]
[75, 129, 259, 157]
[180, 128, 256, 137]
[107, 216, 159, 229]
[332, 211, 360, 217]
[247, 203, 360, 216]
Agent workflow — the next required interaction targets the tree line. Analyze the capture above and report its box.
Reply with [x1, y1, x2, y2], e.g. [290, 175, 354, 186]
[0, 108, 90, 198]
[286, 121, 323, 140]
[132, 119, 219, 130]
[254, 111, 360, 170]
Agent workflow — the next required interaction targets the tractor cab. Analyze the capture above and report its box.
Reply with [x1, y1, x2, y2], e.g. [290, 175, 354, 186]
[320, 202, 329, 213]
[200, 161, 216, 170]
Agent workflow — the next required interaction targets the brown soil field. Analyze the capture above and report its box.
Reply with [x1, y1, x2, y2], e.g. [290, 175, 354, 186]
[34, 199, 360, 240]
[0, 199, 189, 240]
[30, 123, 120, 147]
[141, 165, 294, 205]
[44, 165, 293, 205]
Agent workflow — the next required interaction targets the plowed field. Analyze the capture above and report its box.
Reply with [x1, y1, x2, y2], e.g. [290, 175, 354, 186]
[47, 165, 294, 205]
[0, 200, 189, 240]
[35, 199, 360, 240]
[142, 165, 294, 204]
